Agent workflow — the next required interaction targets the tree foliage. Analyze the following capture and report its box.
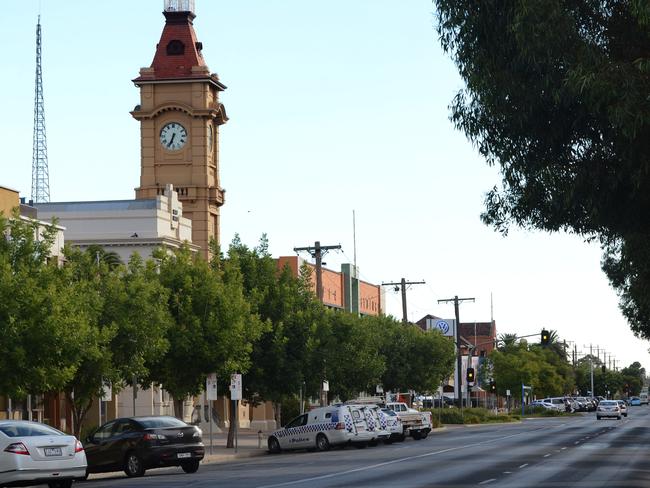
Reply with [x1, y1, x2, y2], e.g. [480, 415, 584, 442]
[435, 0, 650, 337]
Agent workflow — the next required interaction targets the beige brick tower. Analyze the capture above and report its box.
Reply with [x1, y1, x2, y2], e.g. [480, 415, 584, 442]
[132, 0, 227, 258]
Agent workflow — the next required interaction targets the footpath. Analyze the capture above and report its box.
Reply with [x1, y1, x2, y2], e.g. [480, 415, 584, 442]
[201, 428, 270, 463]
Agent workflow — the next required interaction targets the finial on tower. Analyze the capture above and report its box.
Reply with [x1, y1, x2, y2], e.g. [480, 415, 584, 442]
[165, 0, 195, 13]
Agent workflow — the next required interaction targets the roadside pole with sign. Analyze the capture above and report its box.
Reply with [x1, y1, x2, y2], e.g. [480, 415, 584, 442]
[206, 373, 218, 454]
[230, 374, 242, 453]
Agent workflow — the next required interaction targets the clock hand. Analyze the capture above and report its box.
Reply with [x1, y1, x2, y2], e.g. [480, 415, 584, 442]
[168, 133, 176, 147]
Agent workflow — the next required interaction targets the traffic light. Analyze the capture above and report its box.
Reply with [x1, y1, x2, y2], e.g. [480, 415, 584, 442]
[490, 380, 497, 393]
[466, 368, 475, 383]
[601, 365, 606, 373]
[541, 329, 550, 346]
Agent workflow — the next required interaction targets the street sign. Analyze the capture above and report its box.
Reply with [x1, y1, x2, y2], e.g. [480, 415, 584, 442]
[322, 380, 329, 392]
[506, 389, 511, 397]
[230, 373, 242, 400]
[206, 373, 218, 401]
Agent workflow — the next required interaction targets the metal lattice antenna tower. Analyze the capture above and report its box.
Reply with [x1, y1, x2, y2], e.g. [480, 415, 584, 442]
[31, 15, 50, 203]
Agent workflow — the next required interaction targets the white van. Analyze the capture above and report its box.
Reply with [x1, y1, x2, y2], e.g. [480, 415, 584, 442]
[267, 405, 371, 453]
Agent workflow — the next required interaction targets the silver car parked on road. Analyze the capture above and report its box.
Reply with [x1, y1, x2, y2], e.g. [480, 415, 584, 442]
[0, 420, 87, 488]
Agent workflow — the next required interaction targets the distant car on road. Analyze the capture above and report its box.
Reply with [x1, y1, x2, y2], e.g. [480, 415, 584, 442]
[84, 416, 204, 478]
[629, 397, 641, 406]
[0, 420, 86, 488]
[597, 400, 622, 420]
[617, 400, 629, 417]
[530, 401, 561, 411]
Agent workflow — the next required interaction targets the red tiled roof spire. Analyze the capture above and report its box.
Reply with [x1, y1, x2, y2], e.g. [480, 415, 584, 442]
[134, 5, 214, 82]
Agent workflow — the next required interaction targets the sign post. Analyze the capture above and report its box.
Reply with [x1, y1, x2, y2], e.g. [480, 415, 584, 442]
[230, 374, 242, 453]
[206, 373, 218, 454]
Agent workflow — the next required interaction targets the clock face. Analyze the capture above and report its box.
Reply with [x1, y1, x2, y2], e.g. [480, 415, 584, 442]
[160, 122, 187, 150]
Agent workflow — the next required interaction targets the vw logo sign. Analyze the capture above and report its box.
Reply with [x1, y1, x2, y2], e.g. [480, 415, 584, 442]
[436, 320, 450, 334]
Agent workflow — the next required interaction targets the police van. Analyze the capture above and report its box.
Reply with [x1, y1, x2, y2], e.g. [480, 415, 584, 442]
[267, 405, 373, 453]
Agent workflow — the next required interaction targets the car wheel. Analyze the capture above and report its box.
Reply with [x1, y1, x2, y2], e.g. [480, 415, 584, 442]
[47, 481, 73, 488]
[420, 431, 429, 439]
[354, 442, 368, 449]
[181, 459, 200, 474]
[268, 436, 281, 454]
[124, 452, 146, 477]
[412, 431, 422, 440]
[625, 413, 628, 417]
[597, 416, 601, 420]
[617, 416, 622, 420]
[316, 433, 330, 452]
[396, 433, 406, 442]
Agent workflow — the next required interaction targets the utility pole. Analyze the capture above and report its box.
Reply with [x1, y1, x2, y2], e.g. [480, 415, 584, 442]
[294, 241, 341, 302]
[381, 278, 425, 323]
[438, 296, 475, 408]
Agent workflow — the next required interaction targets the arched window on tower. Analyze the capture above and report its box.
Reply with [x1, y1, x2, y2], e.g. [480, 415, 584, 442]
[166, 40, 185, 56]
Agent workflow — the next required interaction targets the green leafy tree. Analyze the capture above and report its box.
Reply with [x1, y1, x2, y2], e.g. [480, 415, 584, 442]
[307, 312, 386, 402]
[147, 245, 263, 420]
[435, 0, 650, 337]
[0, 214, 82, 399]
[61, 248, 172, 437]
[227, 235, 321, 424]
[379, 318, 455, 394]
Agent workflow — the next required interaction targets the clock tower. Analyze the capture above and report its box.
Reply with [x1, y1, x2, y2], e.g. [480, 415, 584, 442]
[132, 0, 227, 257]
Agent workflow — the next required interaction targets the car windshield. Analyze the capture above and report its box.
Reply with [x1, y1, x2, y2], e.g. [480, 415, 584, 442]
[381, 408, 397, 417]
[0, 422, 63, 437]
[136, 417, 188, 429]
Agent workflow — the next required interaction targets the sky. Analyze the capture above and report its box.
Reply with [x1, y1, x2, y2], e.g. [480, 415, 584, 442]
[2, 0, 648, 374]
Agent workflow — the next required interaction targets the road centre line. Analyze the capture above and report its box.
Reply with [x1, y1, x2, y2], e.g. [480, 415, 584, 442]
[479, 479, 497, 485]
[519, 464, 528, 469]
[543, 454, 551, 458]
[256, 429, 542, 488]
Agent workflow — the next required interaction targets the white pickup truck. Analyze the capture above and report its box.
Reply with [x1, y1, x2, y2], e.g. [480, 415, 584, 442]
[385, 402, 432, 440]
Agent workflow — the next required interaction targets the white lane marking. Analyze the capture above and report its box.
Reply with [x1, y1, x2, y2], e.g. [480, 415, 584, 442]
[561, 447, 567, 450]
[503, 471, 512, 474]
[574, 441, 580, 444]
[256, 430, 539, 488]
[479, 479, 497, 485]
[519, 463, 528, 469]
[543, 454, 551, 458]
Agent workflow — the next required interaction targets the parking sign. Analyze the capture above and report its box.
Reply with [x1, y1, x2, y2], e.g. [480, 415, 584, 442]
[230, 373, 242, 400]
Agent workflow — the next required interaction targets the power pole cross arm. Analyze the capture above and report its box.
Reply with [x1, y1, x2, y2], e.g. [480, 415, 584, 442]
[294, 241, 341, 302]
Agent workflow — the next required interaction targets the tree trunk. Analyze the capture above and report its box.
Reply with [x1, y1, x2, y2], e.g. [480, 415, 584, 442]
[274, 402, 282, 427]
[173, 397, 185, 420]
[66, 392, 92, 439]
[226, 400, 236, 448]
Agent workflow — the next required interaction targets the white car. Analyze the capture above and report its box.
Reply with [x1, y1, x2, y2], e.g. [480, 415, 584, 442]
[267, 405, 371, 453]
[597, 400, 622, 420]
[530, 400, 562, 411]
[380, 408, 405, 442]
[0, 420, 87, 488]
